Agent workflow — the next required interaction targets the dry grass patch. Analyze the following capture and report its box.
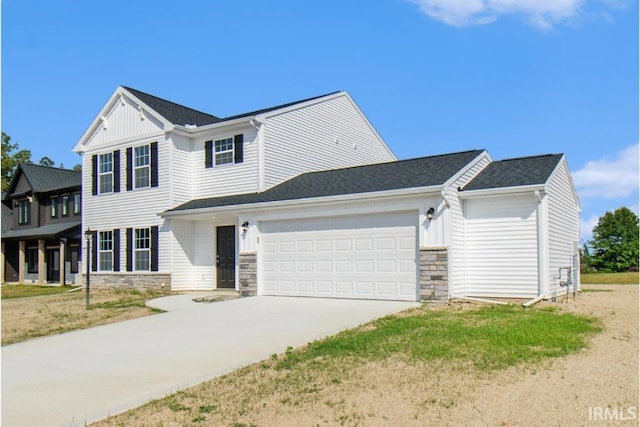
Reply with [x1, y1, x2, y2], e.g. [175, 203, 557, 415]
[581, 272, 639, 285]
[1, 286, 170, 345]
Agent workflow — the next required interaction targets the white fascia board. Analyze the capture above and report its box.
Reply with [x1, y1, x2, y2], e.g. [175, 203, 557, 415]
[172, 116, 254, 135]
[160, 185, 443, 219]
[443, 150, 491, 189]
[73, 87, 174, 153]
[458, 184, 546, 199]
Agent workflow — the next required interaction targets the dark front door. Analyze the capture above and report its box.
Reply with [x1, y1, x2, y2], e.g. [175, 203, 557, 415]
[216, 225, 236, 289]
[47, 248, 60, 283]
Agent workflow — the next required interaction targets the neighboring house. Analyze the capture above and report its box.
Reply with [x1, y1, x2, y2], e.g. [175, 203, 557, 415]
[73, 86, 580, 301]
[1, 164, 82, 284]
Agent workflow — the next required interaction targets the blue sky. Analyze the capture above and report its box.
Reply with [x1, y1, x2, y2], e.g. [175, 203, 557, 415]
[2, 0, 638, 242]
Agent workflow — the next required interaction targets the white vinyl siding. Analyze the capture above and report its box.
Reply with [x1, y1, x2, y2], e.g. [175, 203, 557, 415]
[545, 160, 580, 297]
[448, 155, 492, 296]
[170, 220, 216, 291]
[260, 212, 417, 301]
[463, 195, 539, 298]
[263, 94, 395, 189]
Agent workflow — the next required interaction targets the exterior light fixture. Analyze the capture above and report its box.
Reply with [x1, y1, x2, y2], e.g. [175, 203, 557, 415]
[426, 207, 435, 221]
[241, 221, 250, 232]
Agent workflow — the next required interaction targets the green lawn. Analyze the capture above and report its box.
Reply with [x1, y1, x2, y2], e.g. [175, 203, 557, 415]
[1, 284, 77, 299]
[581, 272, 639, 285]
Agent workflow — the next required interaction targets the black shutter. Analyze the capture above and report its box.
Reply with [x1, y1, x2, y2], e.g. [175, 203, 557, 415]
[126, 147, 133, 191]
[151, 226, 159, 271]
[91, 231, 98, 272]
[126, 228, 133, 271]
[150, 142, 158, 187]
[113, 150, 121, 193]
[204, 141, 213, 168]
[234, 134, 244, 164]
[91, 155, 98, 195]
[113, 229, 120, 272]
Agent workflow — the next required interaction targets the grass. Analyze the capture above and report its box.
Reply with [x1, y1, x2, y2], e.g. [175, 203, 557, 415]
[1, 287, 169, 345]
[1, 284, 78, 299]
[581, 272, 639, 285]
[98, 303, 601, 426]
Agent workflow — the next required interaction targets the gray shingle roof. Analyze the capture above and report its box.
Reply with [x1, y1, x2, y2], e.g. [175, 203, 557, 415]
[462, 154, 563, 191]
[167, 150, 484, 212]
[1, 221, 81, 240]
[12, 164, 81, 195]
[123, 86, 341, 127]
[123, 86, 221, 126]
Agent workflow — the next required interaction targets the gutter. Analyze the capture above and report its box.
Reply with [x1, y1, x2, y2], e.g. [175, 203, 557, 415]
[459, 184, 545, 199]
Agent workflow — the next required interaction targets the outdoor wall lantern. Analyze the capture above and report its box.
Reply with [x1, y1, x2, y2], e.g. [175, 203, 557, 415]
[426, 207, 435, 221]
[241, 221, 250, 233]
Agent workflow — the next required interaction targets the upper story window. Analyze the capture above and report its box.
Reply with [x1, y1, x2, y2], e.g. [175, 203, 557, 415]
[98, 231, 113, 271]
[61, 195, 70, 216]
[205, 134, 243, 168]
[50, 196, 58, 218]
[73, 193, 81, 215]
[215, 138, 234, 166]
[134, 145, 150, 188]
[99, 153, 113, 194]
[18, 200, 30, 225]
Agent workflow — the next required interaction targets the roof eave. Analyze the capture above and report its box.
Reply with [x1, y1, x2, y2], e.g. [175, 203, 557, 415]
[160, 185, 443, 219]
[459, 184, 546, 199]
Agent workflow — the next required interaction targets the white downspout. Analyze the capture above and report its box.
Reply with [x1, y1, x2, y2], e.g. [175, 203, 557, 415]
[524, 190, 548, 307]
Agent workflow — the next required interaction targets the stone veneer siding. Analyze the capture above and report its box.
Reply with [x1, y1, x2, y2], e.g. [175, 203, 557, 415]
[80, 273, 171, 290]
[239, 252, 257, 297]
[419, 247, 448, 302]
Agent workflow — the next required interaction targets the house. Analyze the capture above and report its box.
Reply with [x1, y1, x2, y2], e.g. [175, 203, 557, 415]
[1, 164, 82, 284]
[73, 86, 580, 301]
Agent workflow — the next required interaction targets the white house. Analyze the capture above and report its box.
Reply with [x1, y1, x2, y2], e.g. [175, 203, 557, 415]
[74, 86, 580, 302]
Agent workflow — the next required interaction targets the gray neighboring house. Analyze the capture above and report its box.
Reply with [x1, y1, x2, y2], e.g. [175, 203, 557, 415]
[1, 164, 82, 284]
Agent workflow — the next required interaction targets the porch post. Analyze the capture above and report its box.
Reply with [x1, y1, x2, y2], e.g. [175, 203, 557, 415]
[18, 241, 25, 283]
[38, 239, 45, 284]
[59, 240, 66, 286]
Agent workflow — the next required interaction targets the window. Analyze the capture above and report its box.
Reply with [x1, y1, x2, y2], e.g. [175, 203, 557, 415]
[69, 246, 80, 274]
[98, 231, 113, 271]
[26, 248, 38, 273]
[214, 137, 234, 165]
[73, 194, 81, 215]
[99, 153, 113, 194]
[18, 200, 30, 225]
[61, 195, 69, 216]
[50, 197, 58, 218]
[134, 228, 151, 271]
[134, 145, 150, 188]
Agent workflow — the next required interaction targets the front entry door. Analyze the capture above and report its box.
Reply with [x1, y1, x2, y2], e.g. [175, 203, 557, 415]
[46, 249, 60, 283]
[216, 226, 236, 289]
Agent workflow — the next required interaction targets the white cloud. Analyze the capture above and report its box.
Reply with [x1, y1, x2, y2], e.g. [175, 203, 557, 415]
[579, 214, 600, 243]
[407, 0, 585, 29]
[573, 144, 639, 199]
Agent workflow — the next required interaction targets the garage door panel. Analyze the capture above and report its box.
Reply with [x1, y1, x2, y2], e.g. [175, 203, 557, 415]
[261, 212, 418, 301]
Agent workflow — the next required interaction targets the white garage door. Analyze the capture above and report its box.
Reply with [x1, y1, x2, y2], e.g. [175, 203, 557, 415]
[261, 212, 418, 301]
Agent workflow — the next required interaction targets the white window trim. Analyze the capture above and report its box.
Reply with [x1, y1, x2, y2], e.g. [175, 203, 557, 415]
[214, 137, 234, 166]
[50, 196, 58, 218]
[18, 200, 30, 225]
[134, 145, 150, 189]
[98, 231, 113, 271]
[134, 227, 151, 271]
[99, 153, 113, 194]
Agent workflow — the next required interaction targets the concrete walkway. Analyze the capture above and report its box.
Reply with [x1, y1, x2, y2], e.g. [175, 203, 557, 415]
[1, 295, 418, 427]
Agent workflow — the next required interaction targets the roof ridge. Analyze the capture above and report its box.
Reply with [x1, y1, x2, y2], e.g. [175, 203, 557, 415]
[21, 162, 80, 173]
[122, 86, 220, 120]
[493, 153, 563, 162]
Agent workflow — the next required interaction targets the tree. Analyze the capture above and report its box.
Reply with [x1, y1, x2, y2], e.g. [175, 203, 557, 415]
[73, 163, 82, 171]
[39, 156, 56, 167]
[1, 132, 31, 191]
[589, 207, 639, 272]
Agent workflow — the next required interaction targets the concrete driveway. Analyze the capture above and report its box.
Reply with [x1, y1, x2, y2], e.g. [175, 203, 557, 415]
[2, 295, 418, 427]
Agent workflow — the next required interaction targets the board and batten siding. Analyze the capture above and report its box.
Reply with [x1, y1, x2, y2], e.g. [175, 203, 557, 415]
[81, 134, 172, 274]
[85, 95, 165, 147]
[447, 155, 492, 296]
[189, 126, 260, 199]
[462, 195, 539, 298]
[262, 95, 395, 189]
[545, 159, 580, 297]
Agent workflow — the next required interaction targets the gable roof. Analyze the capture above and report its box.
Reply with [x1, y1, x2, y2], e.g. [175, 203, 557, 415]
[8, 163, 81, 196]
[122, 86, 221, 127]
[123, 87, 342, 127]
[166, 150, 485, 213]
[462, 154, 563, 191]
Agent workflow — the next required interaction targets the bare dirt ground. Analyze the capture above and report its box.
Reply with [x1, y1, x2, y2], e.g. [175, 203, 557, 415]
[95, 284, 638, 427]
